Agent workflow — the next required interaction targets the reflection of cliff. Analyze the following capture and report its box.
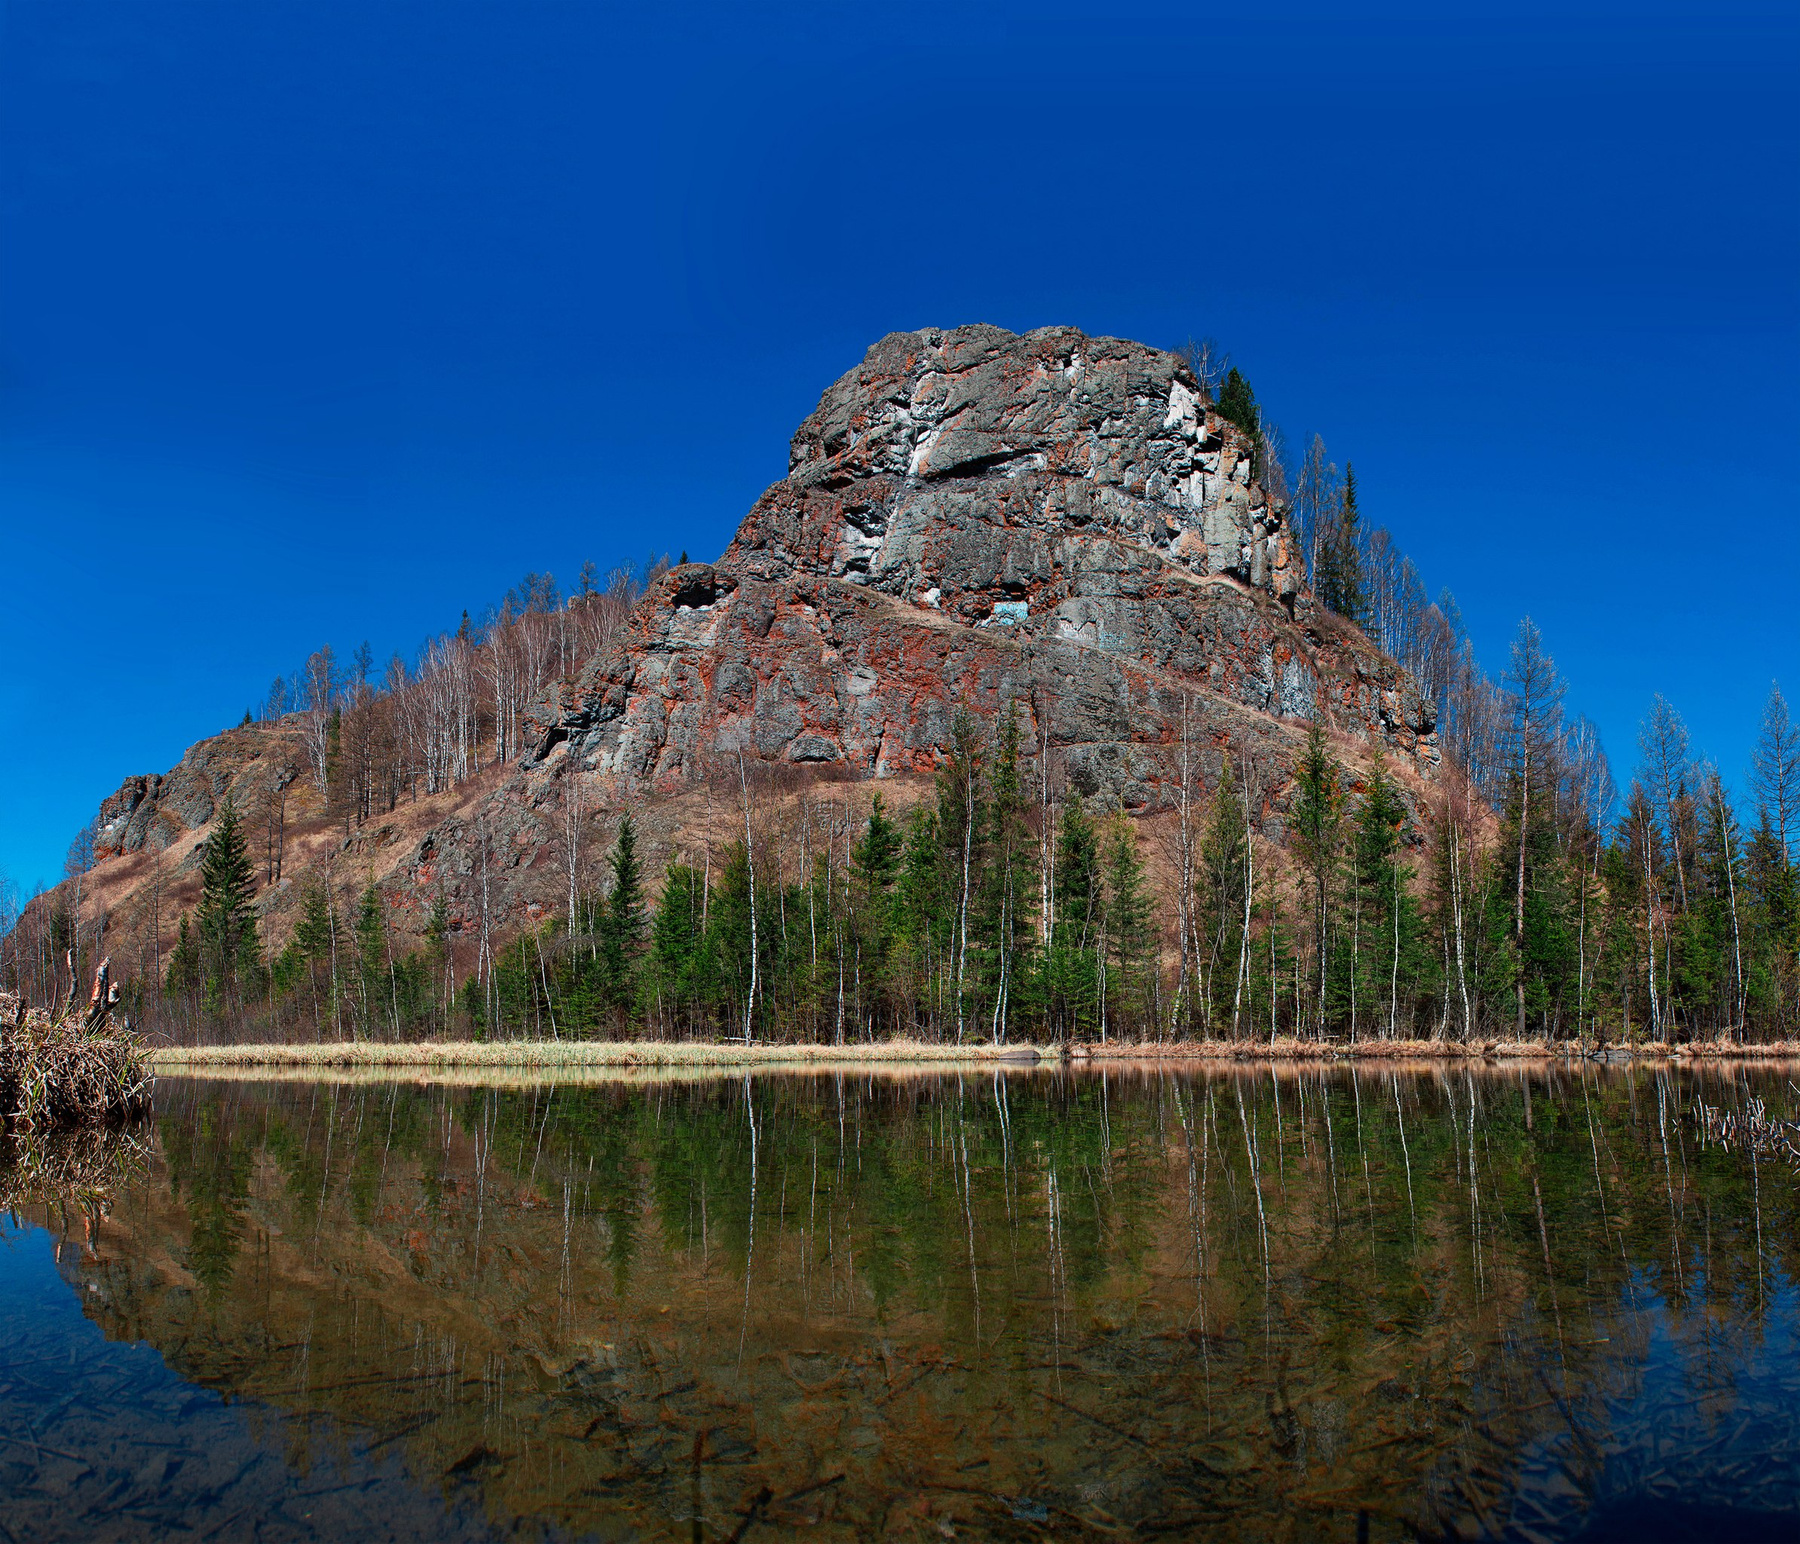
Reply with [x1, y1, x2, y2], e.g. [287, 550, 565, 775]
[62, 1070, 1800, 1540]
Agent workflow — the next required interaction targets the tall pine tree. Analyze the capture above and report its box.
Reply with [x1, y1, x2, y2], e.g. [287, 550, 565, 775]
[195, 798, 260, 1011]
[601, 813, 647, 1012]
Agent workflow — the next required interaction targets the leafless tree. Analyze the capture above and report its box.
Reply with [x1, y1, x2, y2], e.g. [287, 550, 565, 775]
[1752, 681, 1800, 860]
[1638, 694, 1694, 909]
[1504, 618, 1566, 1036]
[302, 646, 338, 795]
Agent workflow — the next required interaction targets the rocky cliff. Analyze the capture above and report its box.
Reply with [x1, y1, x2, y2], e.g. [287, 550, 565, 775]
[527, 324, 1435, 805]
[60, 324, 1438, 962]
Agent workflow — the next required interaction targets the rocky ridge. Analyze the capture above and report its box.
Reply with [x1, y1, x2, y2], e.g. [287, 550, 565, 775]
[69, 324, 1438, 952]
[527, 324, 1435, 805]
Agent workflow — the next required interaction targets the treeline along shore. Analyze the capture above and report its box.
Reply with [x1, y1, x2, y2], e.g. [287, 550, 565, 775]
[21, 667, 1800, 1059]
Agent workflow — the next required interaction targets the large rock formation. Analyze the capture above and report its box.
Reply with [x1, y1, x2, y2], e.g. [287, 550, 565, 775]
[57, 324, 1441, 962]
[527, 325, 1436, 807]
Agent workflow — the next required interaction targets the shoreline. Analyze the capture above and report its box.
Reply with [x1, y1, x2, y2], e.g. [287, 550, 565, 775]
[147, 1036, 1800, 1073]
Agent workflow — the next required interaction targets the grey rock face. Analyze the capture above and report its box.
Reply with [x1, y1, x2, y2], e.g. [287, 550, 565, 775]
[94, 728, 304, 861]
[527, 325, 1437, 808]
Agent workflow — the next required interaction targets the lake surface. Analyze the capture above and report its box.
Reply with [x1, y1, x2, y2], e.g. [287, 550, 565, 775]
[4, 1064, 1800, 1541]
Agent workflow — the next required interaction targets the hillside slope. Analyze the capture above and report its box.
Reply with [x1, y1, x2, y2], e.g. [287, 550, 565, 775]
[39, 325, 1440, 993]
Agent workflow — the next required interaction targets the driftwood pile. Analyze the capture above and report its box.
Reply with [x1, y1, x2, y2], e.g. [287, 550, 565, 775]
[1690, 1094, 1800, 1167]
[0, 956, 153, 1129]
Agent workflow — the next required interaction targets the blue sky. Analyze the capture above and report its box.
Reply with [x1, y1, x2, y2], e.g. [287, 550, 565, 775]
[1, 1, 1795, 894]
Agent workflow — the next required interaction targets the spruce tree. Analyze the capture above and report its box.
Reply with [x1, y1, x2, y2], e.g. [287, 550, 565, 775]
[1214, 367, 1261, 482]
[1046, 795, 1102, 1038]
[649, 863, 708, 1027]
[424, 893, 452, 1034]
[1103, 815, 1153, 1036]
[1195, 759, 1250, 1032]
[1215, 367, 1258, 442]
[601, 813, 647, 1011]
[976, 701, 1037, 1040]
[1317, 464, 1367, 624]
[196, 798, 260, 1010]
[295, 879, 337, 964]
[1336, 464, 1367, 624]
[354, 885, 387, 1034]
[166, 914, 200, 998]
[1290, 725, 1344, 1034]
[1345, 762, 1424, 1037]
[854, 794, 904, 980]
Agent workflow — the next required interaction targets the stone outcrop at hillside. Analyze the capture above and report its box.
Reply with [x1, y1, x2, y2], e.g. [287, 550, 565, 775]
[92, 727, 304, 861]
[60, 324, 1442, 961]
[527, 325, 1436, 808]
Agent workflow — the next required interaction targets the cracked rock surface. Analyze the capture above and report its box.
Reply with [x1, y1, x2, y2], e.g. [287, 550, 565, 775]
[527, 324, 1437, 803]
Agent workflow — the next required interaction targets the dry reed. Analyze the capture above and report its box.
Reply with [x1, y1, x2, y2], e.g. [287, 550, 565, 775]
[1, 962, 154, 1130]
[152, 1037, 1051, 1071]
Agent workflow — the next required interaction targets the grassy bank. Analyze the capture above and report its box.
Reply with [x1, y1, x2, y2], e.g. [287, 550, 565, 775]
[150, 1038, 1052, 1071]
[1080, 1036, 1800, 1062]
[147, 1035, 1800, 1074]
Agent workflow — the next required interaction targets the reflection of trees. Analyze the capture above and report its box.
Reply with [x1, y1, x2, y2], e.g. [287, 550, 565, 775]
[160, 1107, 255, 1298]
[70, 1067, 1800, 1539]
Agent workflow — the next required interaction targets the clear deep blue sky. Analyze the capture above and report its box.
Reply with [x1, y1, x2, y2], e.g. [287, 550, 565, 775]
[2, 1, 1794, 895]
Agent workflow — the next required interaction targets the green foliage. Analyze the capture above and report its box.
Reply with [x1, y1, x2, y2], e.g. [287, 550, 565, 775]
[1317, 462, 1367, 625]
[194, 798, 261, 1011]
[197, 675, 1800, 1047]
[165, 914, 199, 998]
[1215, 367, 1258, 444]
[600, 814, 647, 1014]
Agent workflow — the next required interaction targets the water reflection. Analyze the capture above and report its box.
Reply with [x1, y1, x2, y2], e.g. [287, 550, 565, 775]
[5, 1063, 1800, 1540]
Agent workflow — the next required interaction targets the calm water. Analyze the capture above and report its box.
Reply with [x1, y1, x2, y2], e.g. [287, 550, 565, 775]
[5, 1064, 1800, 1542]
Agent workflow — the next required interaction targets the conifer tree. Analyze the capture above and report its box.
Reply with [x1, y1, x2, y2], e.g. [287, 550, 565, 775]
[854, 793, 904, 1001]
[649, 862, 708, 1028]
[354, 884, 387, 1034]
[166, 914, 200, 997]
[196, 798, 260, 1010]
[937, 709, 983, 1039]
[1046, 796, 1102, 1039]
[978, 701, 1037, 1041]
[1344, 761, 1425, 1037]
[1103, 814, 1153, 1036]
[1215, 367, 1258, 443]
[424, 892, 452, 1033]
[1195, 760, 1249, 1033]
[601, 813, 647, 1010]
[292, 877, 341, 1038]
[1290, 725, 1344, 1034]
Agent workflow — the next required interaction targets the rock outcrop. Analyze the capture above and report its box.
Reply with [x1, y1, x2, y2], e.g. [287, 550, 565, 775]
[527, 325, 1436, 807]
[55, 324, 1442, 961]
[92, 725, 305, 861]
